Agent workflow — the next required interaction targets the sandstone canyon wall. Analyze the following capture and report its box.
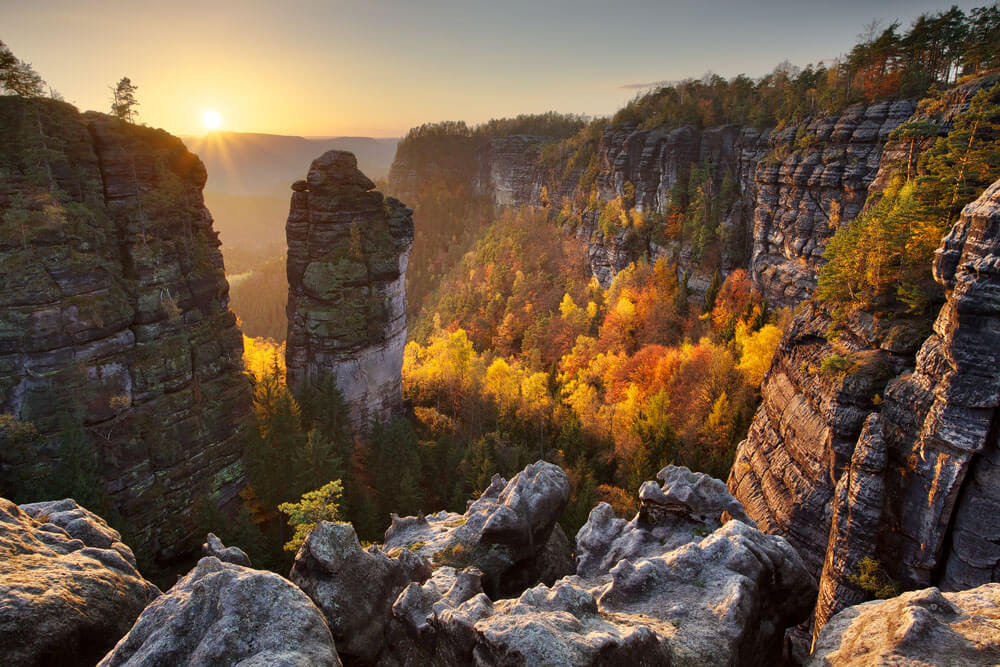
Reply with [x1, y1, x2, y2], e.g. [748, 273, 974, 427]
[285, 150, 414, 428]
[0, 97, 253, 560]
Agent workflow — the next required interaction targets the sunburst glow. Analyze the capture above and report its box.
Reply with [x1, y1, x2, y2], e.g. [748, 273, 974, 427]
[201, 109, 222, 131]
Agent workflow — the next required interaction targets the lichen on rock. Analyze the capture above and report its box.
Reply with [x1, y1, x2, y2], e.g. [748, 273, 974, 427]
[285, 150, 414, 428]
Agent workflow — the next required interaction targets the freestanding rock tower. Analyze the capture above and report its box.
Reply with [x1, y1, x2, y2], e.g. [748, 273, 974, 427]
[285, 151, 414, 427]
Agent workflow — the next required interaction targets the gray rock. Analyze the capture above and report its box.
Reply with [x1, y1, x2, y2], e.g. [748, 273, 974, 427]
[388, 519, 813, 666]
[0, 98, 253, 560]
[289, 520, 430, 664]
[383, 460, 570, 597]
[813, 414, 887, 638]
[285, 149, 414, 429]
[577, 465, 748, 578]
[1, 497, 159, 667]
[201, 532, 252, 567]
[99, 557, 339, 666]
[809, 584, 1000, 666]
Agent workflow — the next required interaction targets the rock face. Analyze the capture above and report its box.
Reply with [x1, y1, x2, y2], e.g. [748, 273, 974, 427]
[809, 584, 1000, 666]
[100, 556, 340, 666]
[0, 497, 159, 667]
[386, 465, 814, 666]
[730, 178, 1000, 635]
[289, 520, 431, 665]
[285, 150, 414, 428]
[0, 97, 253, 560]
[383, 460, 571, 597]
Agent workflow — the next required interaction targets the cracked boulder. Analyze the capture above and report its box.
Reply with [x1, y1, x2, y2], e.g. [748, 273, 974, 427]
[100, 557, 339, 666]
[1, 498, 160, 667]
[383, 460, 571, 597]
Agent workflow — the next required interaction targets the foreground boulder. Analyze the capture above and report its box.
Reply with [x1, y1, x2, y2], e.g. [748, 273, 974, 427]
[809, 584, 1000, 666]
[384, 460, 572, 597]
[387, 466, 814, 665]
[290, 521, 431, 664]
[100, 557, 339, 666]
[0, 498, 160, 667]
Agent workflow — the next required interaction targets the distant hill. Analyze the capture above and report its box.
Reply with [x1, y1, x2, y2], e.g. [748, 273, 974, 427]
[182, 131, 397, 251]
[183, 131, 398, 197]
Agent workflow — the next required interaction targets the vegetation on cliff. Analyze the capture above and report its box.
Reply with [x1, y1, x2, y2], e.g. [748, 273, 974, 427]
[818, 82, 1000, 313]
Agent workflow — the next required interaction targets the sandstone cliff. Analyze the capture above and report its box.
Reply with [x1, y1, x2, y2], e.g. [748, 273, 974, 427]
[729, 178, 1000, 638]
[285, 150, 414, 427]
[0, 97, 252, 560]
[393, 103, 916, 302]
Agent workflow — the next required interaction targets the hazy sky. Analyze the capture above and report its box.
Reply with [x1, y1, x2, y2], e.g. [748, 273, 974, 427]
[2, 0, 987, 137]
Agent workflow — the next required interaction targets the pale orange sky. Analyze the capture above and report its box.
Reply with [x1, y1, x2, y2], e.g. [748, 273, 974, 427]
[3, 0, 984, 138]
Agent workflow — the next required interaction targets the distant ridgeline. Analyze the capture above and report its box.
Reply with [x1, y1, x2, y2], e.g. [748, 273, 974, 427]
[388, 4, 1000, 313]
[0, 97, 253, 564]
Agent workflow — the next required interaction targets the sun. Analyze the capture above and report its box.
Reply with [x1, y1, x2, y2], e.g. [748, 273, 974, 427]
[201, 110, 222, 131]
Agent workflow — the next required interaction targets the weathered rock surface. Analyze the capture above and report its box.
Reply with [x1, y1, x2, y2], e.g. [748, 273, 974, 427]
[383, 460, 571, 597]
[0, 497, 159, 666]
[385, 468, 814, 666]
[727, 302, 913, 579]
[100, 556, 339, 666]
[0, 97, 253, 559]
[289, 520, 431, 664]
[576, 465, 753, 578]
[285, 150, 414, 428]
[202, 531, 252, 567]
[731, 178, 1000, 636]
[809, 584, 1000, 666]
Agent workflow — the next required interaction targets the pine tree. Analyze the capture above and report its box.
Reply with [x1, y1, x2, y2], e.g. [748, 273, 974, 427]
[0, 41, 45, 97]
[111, 77, 139, 124]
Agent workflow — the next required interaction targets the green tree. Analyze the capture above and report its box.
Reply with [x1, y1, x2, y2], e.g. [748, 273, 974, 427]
[0, 40, 45, 97]
[819, 83, 1000, 312]
[278, 480, 343, 552]
[111, 77, 139, 124]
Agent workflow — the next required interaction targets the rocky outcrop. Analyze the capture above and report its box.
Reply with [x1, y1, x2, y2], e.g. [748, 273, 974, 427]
[809, 584, 1000, 666]
[730, 178, 1000, 636]
[100, 556, 339, 666]
[201, 531, 252, 567]
[0, 497, 159, 666]
[383, 460, 571, 597]
[386, 465, 814, 666]
[285, 150, 414, 428]
[0, 97, 253, 561]
[289, 520, 431, 665]
[576, 465, 752, 578]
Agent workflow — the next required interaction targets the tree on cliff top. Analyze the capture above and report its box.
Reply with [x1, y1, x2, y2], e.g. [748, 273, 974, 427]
[111, 77, 139, 124]
[0, 40, 45, 97]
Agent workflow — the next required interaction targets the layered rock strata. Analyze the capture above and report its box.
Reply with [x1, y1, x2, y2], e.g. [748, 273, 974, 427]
[100, 556, 340, 666]
[285, 150, 414, 427]
[0, 497, 160, 666]
[0, 97, 252, 559]
[730, 178, 1000, 636]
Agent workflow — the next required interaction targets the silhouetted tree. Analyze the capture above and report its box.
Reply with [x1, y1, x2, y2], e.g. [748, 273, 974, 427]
[111, 77, 139, 123]
[0, 40, 45, 97]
